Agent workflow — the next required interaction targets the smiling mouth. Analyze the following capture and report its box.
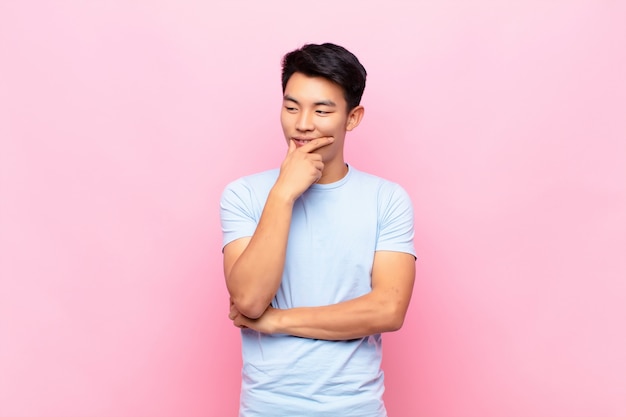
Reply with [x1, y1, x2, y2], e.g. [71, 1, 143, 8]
[293, 138, 315, 146]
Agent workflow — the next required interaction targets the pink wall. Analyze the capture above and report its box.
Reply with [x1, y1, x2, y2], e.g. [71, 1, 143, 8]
[1, 1, 625, 416]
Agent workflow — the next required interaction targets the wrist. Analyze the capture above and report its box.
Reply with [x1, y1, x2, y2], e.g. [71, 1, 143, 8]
[270, 307, 287, 335]
[269, 184, 298, 205]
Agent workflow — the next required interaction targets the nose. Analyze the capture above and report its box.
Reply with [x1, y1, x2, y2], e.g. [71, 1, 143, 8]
[295, 110, 314, 132]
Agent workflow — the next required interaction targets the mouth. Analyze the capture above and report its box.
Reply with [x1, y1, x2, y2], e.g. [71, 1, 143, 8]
[292, 137, 316, 146]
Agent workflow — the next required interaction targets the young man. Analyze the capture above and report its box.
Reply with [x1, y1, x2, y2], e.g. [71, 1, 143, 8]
[220, 43, 416, 417]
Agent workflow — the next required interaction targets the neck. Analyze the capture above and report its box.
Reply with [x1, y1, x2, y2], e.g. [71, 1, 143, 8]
[317, 162, 349, 184]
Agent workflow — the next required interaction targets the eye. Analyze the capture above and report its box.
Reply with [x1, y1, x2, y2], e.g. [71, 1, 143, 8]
[316, 110, 331, 115]
[284, 106, 298, 112]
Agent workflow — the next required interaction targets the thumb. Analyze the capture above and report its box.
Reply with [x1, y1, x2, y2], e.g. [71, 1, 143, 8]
[287, 139, 296, 154]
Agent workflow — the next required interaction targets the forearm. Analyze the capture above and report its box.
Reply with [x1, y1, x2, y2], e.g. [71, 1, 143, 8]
[224, 138, 335, 319]
[272, 253, 415, 340]
[226, 187, 294, 318]
[229, 252, 415, 339]
[273, 291, 407, 340]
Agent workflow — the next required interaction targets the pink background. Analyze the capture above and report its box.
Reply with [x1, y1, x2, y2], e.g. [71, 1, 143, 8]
[1, 1, 625, 416]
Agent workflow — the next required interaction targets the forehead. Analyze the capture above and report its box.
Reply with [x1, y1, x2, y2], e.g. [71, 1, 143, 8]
[283, 73, 346, 105]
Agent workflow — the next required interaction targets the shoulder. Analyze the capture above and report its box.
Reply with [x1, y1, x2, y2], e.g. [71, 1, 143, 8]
[350, 166, 411, 202]
[221, 169, 279, 200]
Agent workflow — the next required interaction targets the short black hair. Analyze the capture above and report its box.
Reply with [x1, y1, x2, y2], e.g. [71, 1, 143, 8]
[281, 43, 367, 112]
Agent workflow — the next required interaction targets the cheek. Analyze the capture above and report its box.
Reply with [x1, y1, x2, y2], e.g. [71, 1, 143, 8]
[280, 113, 290, 132]
[316, 119, 344, 136]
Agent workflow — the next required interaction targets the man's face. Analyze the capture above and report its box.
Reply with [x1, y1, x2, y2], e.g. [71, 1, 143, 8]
[280, 72, 362, 171]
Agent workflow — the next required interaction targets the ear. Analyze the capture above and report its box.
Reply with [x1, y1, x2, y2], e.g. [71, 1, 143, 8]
[346, 105, 364, 131]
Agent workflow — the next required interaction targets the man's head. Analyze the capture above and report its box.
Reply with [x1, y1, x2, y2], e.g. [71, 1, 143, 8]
[279, 43, 367, 183]
[281, 43, 367, 113]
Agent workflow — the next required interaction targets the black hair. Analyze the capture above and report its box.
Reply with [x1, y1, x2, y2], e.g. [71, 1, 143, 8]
[281, 43, 367, 112]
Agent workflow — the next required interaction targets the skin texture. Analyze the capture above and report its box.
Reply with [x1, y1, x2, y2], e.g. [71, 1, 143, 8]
[223, 72, 415, 340]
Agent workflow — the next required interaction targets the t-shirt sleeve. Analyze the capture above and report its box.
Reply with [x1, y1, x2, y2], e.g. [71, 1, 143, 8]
[376, 183, 416, 258]
[219, 179, 258, 250]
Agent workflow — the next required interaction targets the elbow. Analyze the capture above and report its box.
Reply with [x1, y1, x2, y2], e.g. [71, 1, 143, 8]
[387, 315, 405, 332]
[227, 281, 271, 319]
[380, 304, 407, 333]
[383, 315, 405, 333]
[231, 296, 268, 319]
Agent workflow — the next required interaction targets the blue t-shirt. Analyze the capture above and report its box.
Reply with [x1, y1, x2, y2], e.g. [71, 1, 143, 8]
[220, 165, 415, 417]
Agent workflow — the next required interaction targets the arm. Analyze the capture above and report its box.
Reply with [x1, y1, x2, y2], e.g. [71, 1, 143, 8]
[229, 250, 416, 340]
[224, 137, 334, 319]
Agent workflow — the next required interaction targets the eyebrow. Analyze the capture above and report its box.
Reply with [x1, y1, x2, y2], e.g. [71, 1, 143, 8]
[283, 95, 337, 107]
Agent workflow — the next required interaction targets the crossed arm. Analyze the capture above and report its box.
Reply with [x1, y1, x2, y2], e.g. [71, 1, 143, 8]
[226, 238, 415, 340]
[223, 137, 415, 341]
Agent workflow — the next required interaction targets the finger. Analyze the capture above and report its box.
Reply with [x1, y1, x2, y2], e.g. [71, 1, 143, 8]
[300, 137, 334, 153]
[234, 315, 248, 328]
[287, 139, 297, 154]
[312, 161, 324, 172]
[229, 307, 238, 320]
[307, 149, 323, 160]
